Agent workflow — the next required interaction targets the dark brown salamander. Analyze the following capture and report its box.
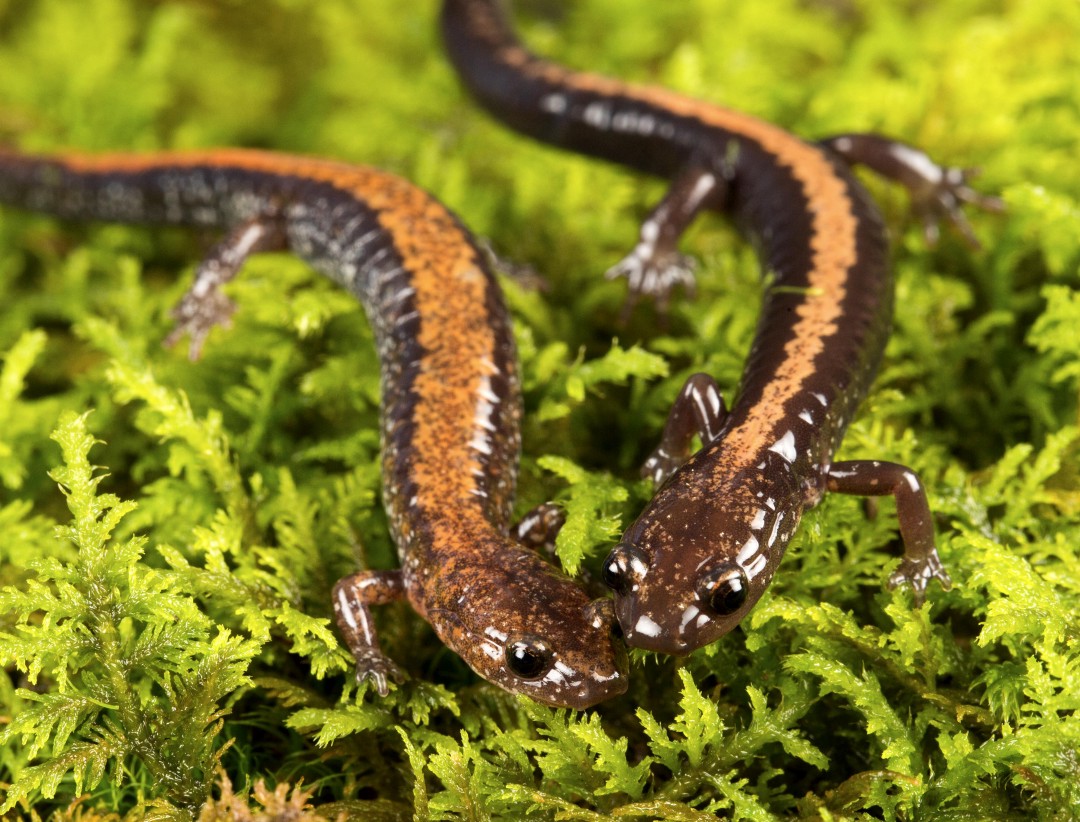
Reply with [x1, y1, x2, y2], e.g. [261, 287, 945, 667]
[0, 148, 626, 704]
[440, 0, 1001, 654]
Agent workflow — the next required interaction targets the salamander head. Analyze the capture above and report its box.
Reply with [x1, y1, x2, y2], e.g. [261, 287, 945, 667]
[428, 544, 627, 708]
[602, 451, 803, 655]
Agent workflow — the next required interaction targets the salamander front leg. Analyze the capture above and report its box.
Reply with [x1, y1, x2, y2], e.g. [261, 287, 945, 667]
[606, 164, 727, 318]
[826, 460, 952, 604]
[818, 133, 1004, 246]
[332, 569, 407, 695]
[165, 213, 289, 359]
[513, 501, 566, 555]
[643, 373, 727, 485]
[513, 501, 603, 592]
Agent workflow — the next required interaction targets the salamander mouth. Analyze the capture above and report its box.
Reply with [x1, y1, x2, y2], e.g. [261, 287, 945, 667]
[621, 611, 693, 656]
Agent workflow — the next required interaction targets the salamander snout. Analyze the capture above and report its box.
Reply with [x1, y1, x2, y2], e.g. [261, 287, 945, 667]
[456, 551, 628, 708]
[609, 558, 756, 655]
[604, 537, 761, 656]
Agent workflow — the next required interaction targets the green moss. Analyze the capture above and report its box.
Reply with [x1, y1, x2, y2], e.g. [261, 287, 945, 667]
[1, 0, 1078, 818]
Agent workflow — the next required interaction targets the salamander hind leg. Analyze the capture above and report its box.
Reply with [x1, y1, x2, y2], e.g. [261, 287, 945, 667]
[643, 373, 727, 485]
[818, 133, 1004, 247]
[165, 213, 289, 359]
[332, 569, 407, 695]
[606, 164, 726, 320]
[826, 460, 952, 605]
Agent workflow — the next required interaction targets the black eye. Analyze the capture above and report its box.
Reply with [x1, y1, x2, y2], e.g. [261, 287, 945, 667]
[505, 637, 553, 680]
[699, 565, 749, 616]
[602, 543, 647, 595]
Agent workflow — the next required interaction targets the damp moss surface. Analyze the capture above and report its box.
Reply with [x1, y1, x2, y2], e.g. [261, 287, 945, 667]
[1, 0, 1078, 819]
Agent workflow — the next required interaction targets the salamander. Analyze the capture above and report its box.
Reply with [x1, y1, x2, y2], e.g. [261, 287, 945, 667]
[0, 148, 627, 704]
[440, 0, 1001, 654]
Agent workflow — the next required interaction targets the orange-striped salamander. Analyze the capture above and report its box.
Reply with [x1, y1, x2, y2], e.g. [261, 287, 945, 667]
[440, 0, 1002, 654]
[0, 147, 627, 704]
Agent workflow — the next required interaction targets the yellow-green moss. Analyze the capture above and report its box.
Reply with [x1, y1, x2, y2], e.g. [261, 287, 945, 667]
[1, 0, 1078, 818]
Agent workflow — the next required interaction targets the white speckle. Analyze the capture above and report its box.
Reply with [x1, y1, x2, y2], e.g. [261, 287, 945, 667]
[366, 247, 393, 271]
[541, 665, 568, 687]
[679, 604, 700, 631]
[690, 172, 718, 204]
[767, 512, 786, 548]
[591, 668, 622, 685]
[633, 614, 662, 638]
[540, 93, 568, 114]
[394, 309, 419, 328]
[484, 626, 507, 643]
[812, 392, 828, 406]
[799, 409, 814, 424]
[692, 379, 723, 441]
[769, 431, 798, 464]
[749, 509, 766, 530]
[584, 101, 612, 129]
[469, 430, 493, 456]
[888, 142, 944, 185]
[765, 497, 776, 510]
[737, 535, 760, 564]
[745, 553, 768, 577]
[833, 136, 853, 152]
[640, 219, 659, 244]
[372, 260, 402, 290]
[334, 588, 357, 629]
[905, 472, 922, 492]
[473, 379, 498, 432]
[390, 285, 415, 305]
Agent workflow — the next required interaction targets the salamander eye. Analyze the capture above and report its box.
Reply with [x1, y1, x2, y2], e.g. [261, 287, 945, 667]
[698, 564, 749, 616]
[602, 542, 648, 595]
[505, 636, 554, 680]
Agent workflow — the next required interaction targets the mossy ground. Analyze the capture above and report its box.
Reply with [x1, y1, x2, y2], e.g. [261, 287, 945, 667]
[1, 0, 1078, 819]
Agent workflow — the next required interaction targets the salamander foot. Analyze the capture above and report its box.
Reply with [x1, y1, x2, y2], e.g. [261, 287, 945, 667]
[353, 651, 407, 696]
[606, 246, 696, 321]
[165, 285, 237, 360]
[887, 551, 953, 606]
